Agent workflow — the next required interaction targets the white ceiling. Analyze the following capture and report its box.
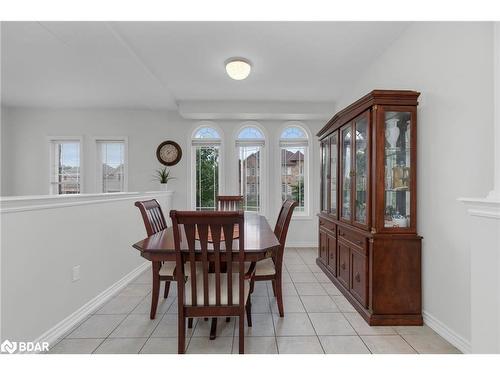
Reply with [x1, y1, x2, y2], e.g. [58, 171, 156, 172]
[1, 21, 410, 113]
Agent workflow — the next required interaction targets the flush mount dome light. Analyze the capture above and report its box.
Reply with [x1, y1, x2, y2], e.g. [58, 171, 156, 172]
[225, 58, 252, 80]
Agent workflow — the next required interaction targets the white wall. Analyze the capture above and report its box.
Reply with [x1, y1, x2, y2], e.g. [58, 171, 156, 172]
[336, 22, 494, 351]
[0, 107, 323, 246]
[0, 191, 172, 343]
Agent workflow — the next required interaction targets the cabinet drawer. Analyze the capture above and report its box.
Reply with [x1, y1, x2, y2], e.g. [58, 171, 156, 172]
[319, 218, 336, 234]
[350, 250, 368, 307]
[338, 227, 366, 252]
[337, 242, 350, 288]
[327, 235, 337, 276]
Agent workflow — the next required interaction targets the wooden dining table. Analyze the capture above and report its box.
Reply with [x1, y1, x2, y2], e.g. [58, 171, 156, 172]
[132, 212, 280, 339]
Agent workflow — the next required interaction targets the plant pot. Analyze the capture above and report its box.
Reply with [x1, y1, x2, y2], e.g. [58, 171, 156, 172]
[160, 183, 168, 192]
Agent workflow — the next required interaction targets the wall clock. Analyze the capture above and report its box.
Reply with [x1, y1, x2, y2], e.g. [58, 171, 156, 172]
[156, 140, 182, 166]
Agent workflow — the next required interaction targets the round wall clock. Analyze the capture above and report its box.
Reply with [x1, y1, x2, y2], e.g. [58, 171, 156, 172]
[156, 140, 182, 166]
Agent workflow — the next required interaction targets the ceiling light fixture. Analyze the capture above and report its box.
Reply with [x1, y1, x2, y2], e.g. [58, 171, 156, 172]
[225, 58, 252, 80]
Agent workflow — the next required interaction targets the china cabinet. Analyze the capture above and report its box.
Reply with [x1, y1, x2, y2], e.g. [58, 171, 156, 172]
[317, 90, 422, 325]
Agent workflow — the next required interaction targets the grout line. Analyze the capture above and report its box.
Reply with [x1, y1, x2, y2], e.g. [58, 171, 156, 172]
[91, 284, 158, 354]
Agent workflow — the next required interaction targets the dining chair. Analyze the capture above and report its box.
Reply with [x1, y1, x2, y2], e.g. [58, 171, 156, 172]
[250, 199, 297, 317]
[135, 199, 175, 320]
[170, 210, 255, 354]
[216, 195, 244, 211]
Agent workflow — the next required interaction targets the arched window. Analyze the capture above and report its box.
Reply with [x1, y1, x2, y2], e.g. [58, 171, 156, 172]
[236, 125, 265, 212]
[192, 125, 222, 210]
[280, 124, 309, 213]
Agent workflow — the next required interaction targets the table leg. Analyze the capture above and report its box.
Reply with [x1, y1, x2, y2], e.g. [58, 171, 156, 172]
[209, 318, 218, 340]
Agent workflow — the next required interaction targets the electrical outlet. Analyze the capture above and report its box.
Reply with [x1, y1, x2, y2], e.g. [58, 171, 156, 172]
[72, 265, 81, 282]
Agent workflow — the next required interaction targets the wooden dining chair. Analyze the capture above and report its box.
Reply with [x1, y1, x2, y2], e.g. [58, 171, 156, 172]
[134, 199, 175, 319]
[170, 210, 255, 354]
[216, 195, 244, 211]
[250, 199, 297, 317]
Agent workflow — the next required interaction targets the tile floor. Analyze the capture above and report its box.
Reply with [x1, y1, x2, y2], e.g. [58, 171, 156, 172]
[49, 248, 461, 354]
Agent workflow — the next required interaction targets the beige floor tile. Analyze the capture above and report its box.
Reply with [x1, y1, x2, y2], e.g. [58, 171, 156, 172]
[313, 272, 332, 283]
[250, 282, 270, 296]
[401, 333, 461, 354]
[95, 295, 144, 315]
[307, 263, 324, 273]
[250, 296, 272, 313]
[131, 296, 175, 315]
[193, 317, 235, 337]
[232, 336, 278, 354]
[151, 313, 196, 337]
[186, 336, 233, 354]
[308, 312, 356, 336]
[109, 313, 161, 338]
[284, 257, 306, 265]
[270, 295, 306, 313]
[361, 335, 417, 354]
[281, 273, 293, 283]
[272, 282, 298, 296]
[331, 295, 357, 312]
[277, 336, 324, 354]
[49, 338, 104, 354]
[273, 313, 316, 336]
[320, 282, 342, 296]
[289, 272, 318, 283]
[93, 338, 147, 354]
[392, 325, 437, 335]
[131, 270, 151, 284]
[300, 295, 339, 313]
[234, 313, 275, 337]
[295, 282, 328, 296]
[319, 335, 371, 354]
[140, 337, 178, 354]
[67, 314, 126, 338]
[344, 313, 396, 335]
[286, 264, 312, 273]
[118, 284, 152, 297]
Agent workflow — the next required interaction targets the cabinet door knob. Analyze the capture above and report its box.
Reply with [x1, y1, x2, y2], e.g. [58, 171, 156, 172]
[341, 262, 346, 270]
[340, 232, 345, 236]
[355, 273, 361, 282]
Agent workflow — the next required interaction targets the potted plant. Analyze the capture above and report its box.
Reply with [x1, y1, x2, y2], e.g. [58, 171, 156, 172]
[154, 167, 175, 191]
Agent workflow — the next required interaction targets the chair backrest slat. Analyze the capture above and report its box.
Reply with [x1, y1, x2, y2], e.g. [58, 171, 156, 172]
[274, 199, 298, 272]
[170, 211, 245, 310]
[135, 199, 168, 236]
[216, 195, 244, 211]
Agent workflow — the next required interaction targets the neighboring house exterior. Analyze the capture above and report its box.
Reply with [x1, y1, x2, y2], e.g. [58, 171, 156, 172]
[281, 149, 304, 199]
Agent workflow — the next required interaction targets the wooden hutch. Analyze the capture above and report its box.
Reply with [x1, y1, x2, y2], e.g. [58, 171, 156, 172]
[317, 90, 422, 326]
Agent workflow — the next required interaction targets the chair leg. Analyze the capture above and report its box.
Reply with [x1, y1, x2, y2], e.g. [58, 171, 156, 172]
[150, 262, 161, 320]
[188, 318, 193, 329]
[178, 314, 186, 354]
[163, 281, 170, 299]
[276, 277, 284, 317]
[246, 296, 252, 327]
[239, 313, 245, 354]
[249, 279, 255, 293]
[271, 280, 277, 297]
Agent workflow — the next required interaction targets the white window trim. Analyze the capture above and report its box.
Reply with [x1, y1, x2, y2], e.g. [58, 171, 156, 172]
[47, 136, 84, 195]
[93, 136, 129, 193]
[277, 122, 312, 218]
[234, 122, 268, 216]
[189, 122, 225, 210]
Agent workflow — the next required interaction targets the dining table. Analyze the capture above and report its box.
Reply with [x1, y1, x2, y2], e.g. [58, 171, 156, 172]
[132, 212, 280, 340]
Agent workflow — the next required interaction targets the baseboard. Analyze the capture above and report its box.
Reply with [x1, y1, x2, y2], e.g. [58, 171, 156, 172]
[34, 261, 150, 351]
[423, 310, 471, 354]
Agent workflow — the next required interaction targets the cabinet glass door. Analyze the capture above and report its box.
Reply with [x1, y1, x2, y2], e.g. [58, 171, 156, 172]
[330, 133, 338, 216]
[320, 139, 329, 212]
[384, 111, 412, 228]
[341, 125, 352, 221]
[354, 116, 368, 225]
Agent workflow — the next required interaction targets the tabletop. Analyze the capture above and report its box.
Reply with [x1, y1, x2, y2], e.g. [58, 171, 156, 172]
[132, 212, 280, 261]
